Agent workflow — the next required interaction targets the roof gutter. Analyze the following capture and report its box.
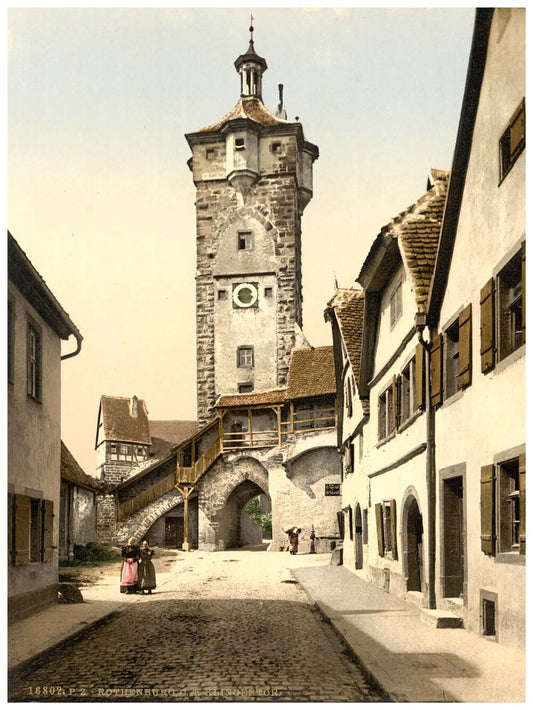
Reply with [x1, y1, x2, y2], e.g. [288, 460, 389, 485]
[61, 331, 83, 361]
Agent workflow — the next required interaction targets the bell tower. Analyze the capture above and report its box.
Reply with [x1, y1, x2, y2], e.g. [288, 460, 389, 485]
[185, 21, 319, 426]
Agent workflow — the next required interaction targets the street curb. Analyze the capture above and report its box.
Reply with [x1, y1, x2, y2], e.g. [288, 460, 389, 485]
[8, 610, 120, 680]
[291, 571, 397, 703]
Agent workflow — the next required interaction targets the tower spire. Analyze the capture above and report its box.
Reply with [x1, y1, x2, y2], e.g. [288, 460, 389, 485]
[234, 17, 267, 99]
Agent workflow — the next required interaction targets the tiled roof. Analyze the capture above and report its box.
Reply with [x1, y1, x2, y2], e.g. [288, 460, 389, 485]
[216, 388, 287, 408]
[148, 420, 198, 459]
[100, 395, 151, 445]
[195, 97, 294, 134]
[327, 289, 365, 380]
[286, 346, 336, 400]
[389, 171, 450, 312]
[61, 441, 104, 492]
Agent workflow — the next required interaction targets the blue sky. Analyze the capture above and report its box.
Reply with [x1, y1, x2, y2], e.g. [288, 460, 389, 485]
[7, 6, 475, 473]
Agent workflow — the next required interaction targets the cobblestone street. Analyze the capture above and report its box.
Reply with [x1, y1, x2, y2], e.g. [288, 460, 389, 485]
[9, 550, 385, 702]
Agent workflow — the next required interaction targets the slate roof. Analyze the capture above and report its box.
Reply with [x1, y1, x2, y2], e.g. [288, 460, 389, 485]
[61, 441, 104, 492]
[99, 396, 151, 445]
[194, 97, 294, 134]
[286, 346, 336, 400]
[216, 388, 287, 408]
[326, 289, 365, 380]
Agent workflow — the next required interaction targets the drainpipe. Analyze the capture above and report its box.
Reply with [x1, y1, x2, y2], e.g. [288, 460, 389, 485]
[416, 313, 436, 610]
[61, 331, 83, 361]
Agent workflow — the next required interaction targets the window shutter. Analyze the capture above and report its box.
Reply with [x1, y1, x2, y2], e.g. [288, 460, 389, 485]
[375, 503, 384, 557]
[415, 342, 425, 410]
[392, 375, 399, 429]
[521, 243, 526, 345]
[42, 500, 54, 563]
[430, 334, 443, 408]
[390, 499, 398, 560]
[480, 464, 495, 555]
[14, 494, 31, 566]
[519, 453, 525, 555]
[458, 303, 472, 390]
[480, 279, 495, 373]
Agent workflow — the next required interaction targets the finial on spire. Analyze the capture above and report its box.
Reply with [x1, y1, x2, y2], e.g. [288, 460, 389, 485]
[250, 13, 254, 41]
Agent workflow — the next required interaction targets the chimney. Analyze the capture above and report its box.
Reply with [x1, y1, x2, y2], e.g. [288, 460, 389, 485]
[130, 396, 138, 417]
[275, 83, 287, 120]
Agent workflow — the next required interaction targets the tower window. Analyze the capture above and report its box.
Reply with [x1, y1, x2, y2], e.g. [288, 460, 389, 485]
[390, 281, 402, 328]
[235, 138, 245, 150]
[271, 142, 281, 153]
[237, 231, 252, 251]
[218, 290, 228, 301]
[237, 346, 254, 368]
[206, 148, 216, 161]
[238, 382, 253, 393]
[264, 287, 273, 298]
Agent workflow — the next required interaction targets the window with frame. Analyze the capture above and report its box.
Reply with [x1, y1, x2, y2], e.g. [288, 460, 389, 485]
[498, 458, 522, 553]
[9, 494, 54, 565]
[390, 281, 402, 328]
[378, 385, 394, 441]
[400, 358, 417, 422]
[498, 251, 523, 361]
[499, 98, 525, 182]
[237, 231, 252, 251]
[375, 499, 398, 559]
[444, 320, 460, 399]
[27, 323, 41, 400]
[237, 346, 254, 368]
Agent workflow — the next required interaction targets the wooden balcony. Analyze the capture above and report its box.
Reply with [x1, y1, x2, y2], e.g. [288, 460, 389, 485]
[176, 437, 222, 484]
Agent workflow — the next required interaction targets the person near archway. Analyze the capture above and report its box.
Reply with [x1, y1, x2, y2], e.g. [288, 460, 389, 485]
[138, 540, 157, 594]
[120, 537, 141, 594]
[288, 527, 301, 555]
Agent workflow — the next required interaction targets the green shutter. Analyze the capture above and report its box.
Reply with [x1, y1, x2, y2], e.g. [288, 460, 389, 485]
[480, 279, 495, 373]
[519, 453, 525, 555]
[42, 500, 54, 563]
[480, 465, 495, 555]
[458, 303, 472, 390]
[430, 333, 443, 408]
[390, 499, 398, 560]
[14, 494, 31, 566]
[375, 503, 384, 557]
[415, 342, 425, 410]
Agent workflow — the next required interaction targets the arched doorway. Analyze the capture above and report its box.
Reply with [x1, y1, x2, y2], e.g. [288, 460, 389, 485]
[219, 479, 271, 549]
[405, 497, 424, 592]
[354, 504, 363, 570]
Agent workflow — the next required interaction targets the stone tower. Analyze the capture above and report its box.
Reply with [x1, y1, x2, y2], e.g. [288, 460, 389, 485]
[186, 23, 318, 426]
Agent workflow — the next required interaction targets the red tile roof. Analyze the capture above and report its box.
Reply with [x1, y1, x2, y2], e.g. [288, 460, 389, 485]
[195, 97, 294, 134]
[327, 289, 365, 380]
[61, 441, 104, 492]
[100, 395, 151, 445]
[216, 388, 287, 408]
[286, 346, 336, 400]
[148, 420, 198, 458]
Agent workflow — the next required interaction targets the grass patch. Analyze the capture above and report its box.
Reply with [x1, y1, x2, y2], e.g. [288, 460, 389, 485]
[59, 542, 121, 567]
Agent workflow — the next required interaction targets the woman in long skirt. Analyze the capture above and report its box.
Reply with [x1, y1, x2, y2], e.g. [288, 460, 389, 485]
[120, 537, 140, 593]
[138, 540, 157, 594]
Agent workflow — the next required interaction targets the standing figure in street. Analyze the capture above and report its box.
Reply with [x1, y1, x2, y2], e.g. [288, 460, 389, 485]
[120, 537, 141, 594]
[138, 540, 157, 594]
[288, 527, 301, 555]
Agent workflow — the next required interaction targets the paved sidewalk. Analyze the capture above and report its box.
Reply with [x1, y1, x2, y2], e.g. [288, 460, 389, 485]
[292, 563, 526, 703]
[8, 554, 182, 671]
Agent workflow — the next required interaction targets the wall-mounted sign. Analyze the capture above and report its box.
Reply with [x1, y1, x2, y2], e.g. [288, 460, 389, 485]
[325, 483, 341, 496]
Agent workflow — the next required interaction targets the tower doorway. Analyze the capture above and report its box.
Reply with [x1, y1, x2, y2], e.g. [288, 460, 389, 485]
[405, 498, 424, 592]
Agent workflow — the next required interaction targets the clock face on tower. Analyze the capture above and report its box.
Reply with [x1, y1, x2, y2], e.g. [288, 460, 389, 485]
[233, 282, 258, 308]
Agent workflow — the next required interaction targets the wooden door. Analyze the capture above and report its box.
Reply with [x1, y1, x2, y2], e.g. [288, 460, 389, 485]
[165, 517, 184, 548]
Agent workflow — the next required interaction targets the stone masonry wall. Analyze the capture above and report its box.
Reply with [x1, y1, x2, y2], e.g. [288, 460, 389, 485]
[195, 164, 303, 426]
